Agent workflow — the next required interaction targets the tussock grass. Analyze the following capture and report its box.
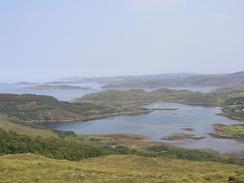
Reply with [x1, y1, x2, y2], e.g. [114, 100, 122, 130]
[0, 118, 58, 138]
[0, 154, 243, 183]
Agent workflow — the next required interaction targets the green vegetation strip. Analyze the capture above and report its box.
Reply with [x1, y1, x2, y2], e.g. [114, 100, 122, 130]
[218, 124, 244, 138]
[0, 128, 244, 166]
[0, 154, 243, 183]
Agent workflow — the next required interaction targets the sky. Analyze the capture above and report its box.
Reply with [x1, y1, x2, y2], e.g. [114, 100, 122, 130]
[0, 0, 244, 82]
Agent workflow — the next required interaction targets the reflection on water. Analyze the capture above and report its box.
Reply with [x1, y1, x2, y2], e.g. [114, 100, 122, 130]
[46, 102, 244, 154]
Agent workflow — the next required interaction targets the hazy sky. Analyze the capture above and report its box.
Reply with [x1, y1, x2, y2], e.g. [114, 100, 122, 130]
[0, 0, 244, 82]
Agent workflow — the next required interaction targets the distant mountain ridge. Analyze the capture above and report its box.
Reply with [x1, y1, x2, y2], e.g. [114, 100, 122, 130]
[29, 84, 90, 90]
[59, 71, 244, 89]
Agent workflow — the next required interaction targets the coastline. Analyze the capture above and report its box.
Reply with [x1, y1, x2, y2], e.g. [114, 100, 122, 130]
[18, 100, 243, 143]
[31, 109, 153, 124]
[209, 124, 244, 141]
[218, 107, 244, 122]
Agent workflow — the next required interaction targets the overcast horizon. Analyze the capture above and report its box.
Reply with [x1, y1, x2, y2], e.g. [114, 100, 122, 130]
[1, 0, 243, 82]
[1, 70, 243, 84]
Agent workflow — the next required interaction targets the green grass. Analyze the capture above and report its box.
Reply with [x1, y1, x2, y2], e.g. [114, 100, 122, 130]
[77, 89, 219, 106]
[0, 118, 58, 138]
[0, 94, 115, 122]
[0, 123, 244, 182]
[221, 94, 244, 117]
[1, 127, 244, 165]
[219, 124, 244, 137]
[1, 90, 244, 182]
[0, 154, 243, 183]
[231, 111, 244, 120]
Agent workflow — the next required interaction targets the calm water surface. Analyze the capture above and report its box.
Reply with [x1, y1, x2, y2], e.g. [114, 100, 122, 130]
[1, 84, 243, 153]
[46, 102, 244, 154]
[0, 82, 103, 101]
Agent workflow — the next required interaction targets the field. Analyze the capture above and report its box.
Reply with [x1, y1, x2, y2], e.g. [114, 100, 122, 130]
[0, 154, 243, 183]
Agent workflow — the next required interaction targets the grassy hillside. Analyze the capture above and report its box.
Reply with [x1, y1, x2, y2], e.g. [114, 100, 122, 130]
[1, 127, 244, 165]
[0, 117, 58, 138]
[0, 94, 150, 123]
[0, 118, 243, 182]
[77, 88, 244, 118]
[76, 88, 219, 106]
[0, 94, 116, 122]
[0, 91, 244, 182]
[0, 128, 111, 160]
[0, 154, 243, 183]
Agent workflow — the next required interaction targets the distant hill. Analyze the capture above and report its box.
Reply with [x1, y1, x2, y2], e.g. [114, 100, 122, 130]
[76, 88, 221, 107]
[0, 94, 149, 123]
[102, 71, 244, 89]
[58, 71, 244, 89]
[3, 71, 243, 89]
[29, 84, 90, 90]
[0, 94, 114, 122]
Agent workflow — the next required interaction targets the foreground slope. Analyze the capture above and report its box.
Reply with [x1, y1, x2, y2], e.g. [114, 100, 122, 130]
[0, 154, 243, 183]
[0, 117, 58, 138]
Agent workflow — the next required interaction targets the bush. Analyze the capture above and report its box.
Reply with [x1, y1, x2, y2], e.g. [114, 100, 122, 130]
[0, 129, 103, 160]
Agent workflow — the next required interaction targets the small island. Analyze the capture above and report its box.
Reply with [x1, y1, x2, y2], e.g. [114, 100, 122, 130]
[29, 85, 91, 90]
[161, 134, 205, 141]
[151, 107, 178, 111]
[181, 128, 194, 131]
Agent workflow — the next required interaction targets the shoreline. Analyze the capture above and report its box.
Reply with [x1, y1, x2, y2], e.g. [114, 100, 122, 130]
[21, 101, 244, 143]
[217, 108, 244, 122]
[18, 99, 237, 125]
[93, 133, 238, 156]
[31, 109, 153, 124]
[209, 124, 244, 141]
